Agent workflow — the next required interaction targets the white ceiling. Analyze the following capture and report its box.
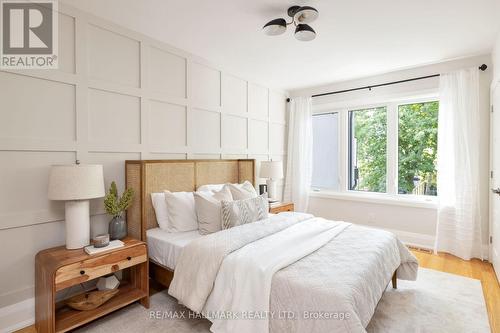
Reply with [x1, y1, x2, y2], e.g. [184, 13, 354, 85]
[61, 0, 500, 91]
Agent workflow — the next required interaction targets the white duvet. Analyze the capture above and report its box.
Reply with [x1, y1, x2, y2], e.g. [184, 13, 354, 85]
[168, 212, 418, 333]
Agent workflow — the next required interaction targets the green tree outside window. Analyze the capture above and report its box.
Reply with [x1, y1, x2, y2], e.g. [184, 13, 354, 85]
[349, 102, 438, 196]
[398, 101, 438, 195]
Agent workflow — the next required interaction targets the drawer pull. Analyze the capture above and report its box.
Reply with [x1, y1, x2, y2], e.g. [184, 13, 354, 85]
[80, 270, 85, 275]
[127, 256, 132, 261]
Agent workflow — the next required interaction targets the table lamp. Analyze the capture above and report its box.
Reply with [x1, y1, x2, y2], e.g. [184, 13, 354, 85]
[259, 160, 283, 200]
[48, 164, 105, 249]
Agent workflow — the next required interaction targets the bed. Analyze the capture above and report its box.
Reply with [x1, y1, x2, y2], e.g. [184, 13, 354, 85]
[125, 159, 418, 333]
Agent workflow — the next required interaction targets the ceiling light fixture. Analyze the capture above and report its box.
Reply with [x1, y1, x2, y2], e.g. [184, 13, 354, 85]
[295, 24, 316, 41]
[293, 6, 319, 24]
[263, 5, 318, 41]
[263, 18, 287, 36]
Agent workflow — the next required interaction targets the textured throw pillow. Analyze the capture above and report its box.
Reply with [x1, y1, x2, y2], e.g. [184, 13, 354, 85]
[221, 194, 269, 229]
[194, 186, 233, 235]
[151, 192, 169, 231]
[227, 181, 258, 200]
[164, 191, 198, 232]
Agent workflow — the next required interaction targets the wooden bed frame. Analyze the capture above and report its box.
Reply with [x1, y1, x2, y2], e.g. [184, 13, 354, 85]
[125, 159, 255, 288]
[124, 158, 397, 290]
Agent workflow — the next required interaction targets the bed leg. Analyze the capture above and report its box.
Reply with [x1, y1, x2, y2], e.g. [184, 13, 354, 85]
[391, 271, 397, 289]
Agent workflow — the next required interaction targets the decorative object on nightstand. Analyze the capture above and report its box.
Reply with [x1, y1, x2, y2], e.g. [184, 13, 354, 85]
[259, 184, 268, 195]
[260, 160, 283, 201]
[84, 239, 124, 255]
[96, 274, 120, 290]
[104, 181, 134, 240]
[48, 163, 105, 250]
[269, 202, 294, 214]
[93, 234, 110, 248]
[66, 289, 119, 311]
[35, 237, 149, 333]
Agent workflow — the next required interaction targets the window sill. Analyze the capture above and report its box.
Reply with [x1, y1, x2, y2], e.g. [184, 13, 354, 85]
[309, 190, 437, 209]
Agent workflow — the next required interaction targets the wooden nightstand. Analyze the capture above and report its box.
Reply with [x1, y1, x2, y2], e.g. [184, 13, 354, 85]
[269, 202, 294, 214]
[35, 237, 149, 333]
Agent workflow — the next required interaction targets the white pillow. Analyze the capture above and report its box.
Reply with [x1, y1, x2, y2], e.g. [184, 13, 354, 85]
[197, 184, 225, 192]
[194, 186, 233, 235]
[151, 192, 169, 230]
[164, 191, 198, 232]
[227, 181, 258, 200]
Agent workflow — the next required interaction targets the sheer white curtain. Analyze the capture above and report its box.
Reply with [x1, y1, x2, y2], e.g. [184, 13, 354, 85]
[434, 67, 483, 260]
[283, 96, 313, 212]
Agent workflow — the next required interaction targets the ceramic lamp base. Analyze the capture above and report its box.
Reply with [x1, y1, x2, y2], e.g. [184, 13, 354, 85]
[65, 200, 90, 249]
[266, 179, 278, 200]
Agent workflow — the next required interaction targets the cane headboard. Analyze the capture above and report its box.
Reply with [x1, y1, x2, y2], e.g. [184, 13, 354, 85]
[125, 159, 255, 241]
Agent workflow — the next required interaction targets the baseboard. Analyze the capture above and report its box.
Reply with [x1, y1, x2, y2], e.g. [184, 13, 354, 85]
[2, 318, 34, 333]
[0, 297, 34, 333]
[390, 229, 436, 250]
[492, 247, 500, 282]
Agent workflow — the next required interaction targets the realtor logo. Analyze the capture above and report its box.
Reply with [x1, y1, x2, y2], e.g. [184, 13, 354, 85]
[1, 0, 58, 69]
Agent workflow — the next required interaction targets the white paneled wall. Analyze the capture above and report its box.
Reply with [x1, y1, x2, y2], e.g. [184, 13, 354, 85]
[0, 3, 287, 311]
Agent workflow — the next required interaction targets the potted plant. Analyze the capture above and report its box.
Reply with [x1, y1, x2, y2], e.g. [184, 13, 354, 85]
[104, 181, 134, 240]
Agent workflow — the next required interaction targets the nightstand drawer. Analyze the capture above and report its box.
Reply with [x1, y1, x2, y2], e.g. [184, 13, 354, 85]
[55, 245, 147, 291]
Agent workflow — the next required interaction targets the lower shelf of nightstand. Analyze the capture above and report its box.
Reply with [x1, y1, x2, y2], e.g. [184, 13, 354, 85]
[55, 283, 148, 333]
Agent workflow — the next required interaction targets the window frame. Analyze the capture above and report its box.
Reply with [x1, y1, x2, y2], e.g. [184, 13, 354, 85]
[310, 95, 439, 206]
[347, 105, 388, 193]
[311, 111, 341, 191]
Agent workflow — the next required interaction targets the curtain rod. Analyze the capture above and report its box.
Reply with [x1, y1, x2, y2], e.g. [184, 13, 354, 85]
[286, 64, 488, 102]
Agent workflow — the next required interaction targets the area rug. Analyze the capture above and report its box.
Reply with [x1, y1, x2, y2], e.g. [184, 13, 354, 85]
[76, 268, 490, 333]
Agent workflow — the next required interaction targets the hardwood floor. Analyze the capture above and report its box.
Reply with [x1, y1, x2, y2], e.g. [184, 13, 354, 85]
[15, 250, 500, 333]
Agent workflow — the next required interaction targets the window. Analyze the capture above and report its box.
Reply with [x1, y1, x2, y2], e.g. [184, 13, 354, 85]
[348, 107, 387, 193]
[311, 98, 439, 199]
[398, 102, 438, 196]
[312, 113, 339, 190]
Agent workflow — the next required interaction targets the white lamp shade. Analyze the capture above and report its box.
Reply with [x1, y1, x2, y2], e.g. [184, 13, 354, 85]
[260, 161, 284, 179]
[48, 164, 105, 200]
